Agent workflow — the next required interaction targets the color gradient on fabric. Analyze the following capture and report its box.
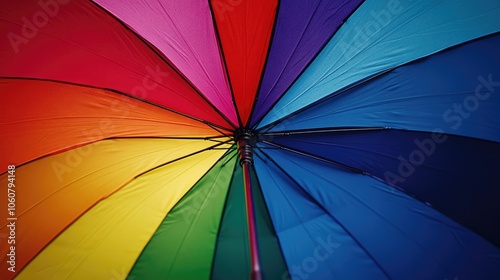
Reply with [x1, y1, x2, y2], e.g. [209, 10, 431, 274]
[1, 0, 500, 279]
[16, 147, 227, 279]
[0, 0, 232, 128]
[0, 139, 230, 277]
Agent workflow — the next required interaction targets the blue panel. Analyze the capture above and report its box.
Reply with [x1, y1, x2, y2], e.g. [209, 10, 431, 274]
[255, 143, 500, 280]
[258, 0, 500, 129]
[263, 33, 500, 142]
[263, 129, 500, 247]
[253, 151, 388, 280]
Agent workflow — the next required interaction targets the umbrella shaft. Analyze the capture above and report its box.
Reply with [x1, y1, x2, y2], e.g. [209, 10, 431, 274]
[242, 161, 262, 280]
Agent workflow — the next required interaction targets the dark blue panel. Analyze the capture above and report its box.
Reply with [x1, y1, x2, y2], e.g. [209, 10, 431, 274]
[255, 143, 500, 279]
[265, 33, 500, 143]
[263, 129, 500, 247]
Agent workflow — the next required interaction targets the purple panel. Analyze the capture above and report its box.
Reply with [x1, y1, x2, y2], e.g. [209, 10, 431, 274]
[250, 0, 362, 126]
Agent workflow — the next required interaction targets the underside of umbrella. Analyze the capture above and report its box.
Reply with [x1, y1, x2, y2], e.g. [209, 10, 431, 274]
[1, 0, 500, 280]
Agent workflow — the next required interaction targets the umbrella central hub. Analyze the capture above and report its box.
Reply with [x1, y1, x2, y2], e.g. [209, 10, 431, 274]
[235, 129, 256, 166]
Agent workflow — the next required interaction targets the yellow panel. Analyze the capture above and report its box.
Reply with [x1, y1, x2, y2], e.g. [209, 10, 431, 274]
[17, 148, 226, 279]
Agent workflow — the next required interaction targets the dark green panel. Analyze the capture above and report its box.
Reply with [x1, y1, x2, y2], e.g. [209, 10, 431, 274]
[211, 164, 251, 280]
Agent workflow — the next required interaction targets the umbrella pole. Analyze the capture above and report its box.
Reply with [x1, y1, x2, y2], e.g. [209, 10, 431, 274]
[242, 161, 263, 280]
[237, 130, 263, 280]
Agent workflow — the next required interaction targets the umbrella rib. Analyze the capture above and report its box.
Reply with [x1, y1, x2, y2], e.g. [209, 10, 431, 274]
[88, 1, 238, 130]
[259, 126, 388, 136]
[258, 66, 396, 133]
[133, 140, 233, 178]
[207, 122, 234, 139]
[221, 147, 238, 166]
[99, 87, 235, 135]
[208, 138, 233, 144]
[0, 137, 233, 177]
[255, 146, 393, 279]
[0, 138, 117, 172]
[260, 140, 365, 174]
[106, 136, 227, 140]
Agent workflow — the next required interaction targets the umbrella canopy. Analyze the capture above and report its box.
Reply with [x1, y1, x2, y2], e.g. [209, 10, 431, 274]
[1, 0, 500, 279]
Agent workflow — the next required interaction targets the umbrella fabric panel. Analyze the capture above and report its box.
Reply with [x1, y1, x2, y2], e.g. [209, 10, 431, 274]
[258, 0, 500, 128]
[0, 0, 231, 128]
[254, 150, 388, 280]
[265, 129, 500, 247]
[128, 149, 237, 279]
[256, 144, 500, 279]
[211, 163, 250, 279]
[264, 33, 500, 142]
[211, 0, 277, 125]
[211, 163, 287, 280]
[250, 165, 289, 279]
[94, 0, 238, 126]
[0, 78, 220, 169]
[16, 148, 227, 279]
[0, 138, 227, 279]
[250, 0, 362, 125]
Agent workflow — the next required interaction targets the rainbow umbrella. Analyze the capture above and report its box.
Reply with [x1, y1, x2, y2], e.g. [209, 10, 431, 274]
[1, 0, 500, 279]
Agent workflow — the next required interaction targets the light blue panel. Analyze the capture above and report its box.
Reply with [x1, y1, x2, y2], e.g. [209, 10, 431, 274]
[258, 0, 500, 128]
[255, 143, 500, 280]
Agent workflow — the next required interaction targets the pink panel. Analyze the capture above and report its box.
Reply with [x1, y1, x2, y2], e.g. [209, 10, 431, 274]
[95, 0, 238, 125]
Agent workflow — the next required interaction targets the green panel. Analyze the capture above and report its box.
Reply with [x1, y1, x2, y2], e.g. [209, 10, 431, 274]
[128, 149, 237, 280]
[211, 164, 289, 280]
[251, 167, 289, 278]
[211, 164, 251, 280]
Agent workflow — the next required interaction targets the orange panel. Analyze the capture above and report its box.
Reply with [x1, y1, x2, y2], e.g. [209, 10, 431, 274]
[0, 78, 220, 169]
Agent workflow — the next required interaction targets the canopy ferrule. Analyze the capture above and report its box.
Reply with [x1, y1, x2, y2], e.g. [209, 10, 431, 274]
[235, 129, 255, 166]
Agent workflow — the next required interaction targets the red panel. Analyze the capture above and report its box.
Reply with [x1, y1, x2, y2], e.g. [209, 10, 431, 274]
[211, 0, 278, 125]
[0, 0, 231, 129]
